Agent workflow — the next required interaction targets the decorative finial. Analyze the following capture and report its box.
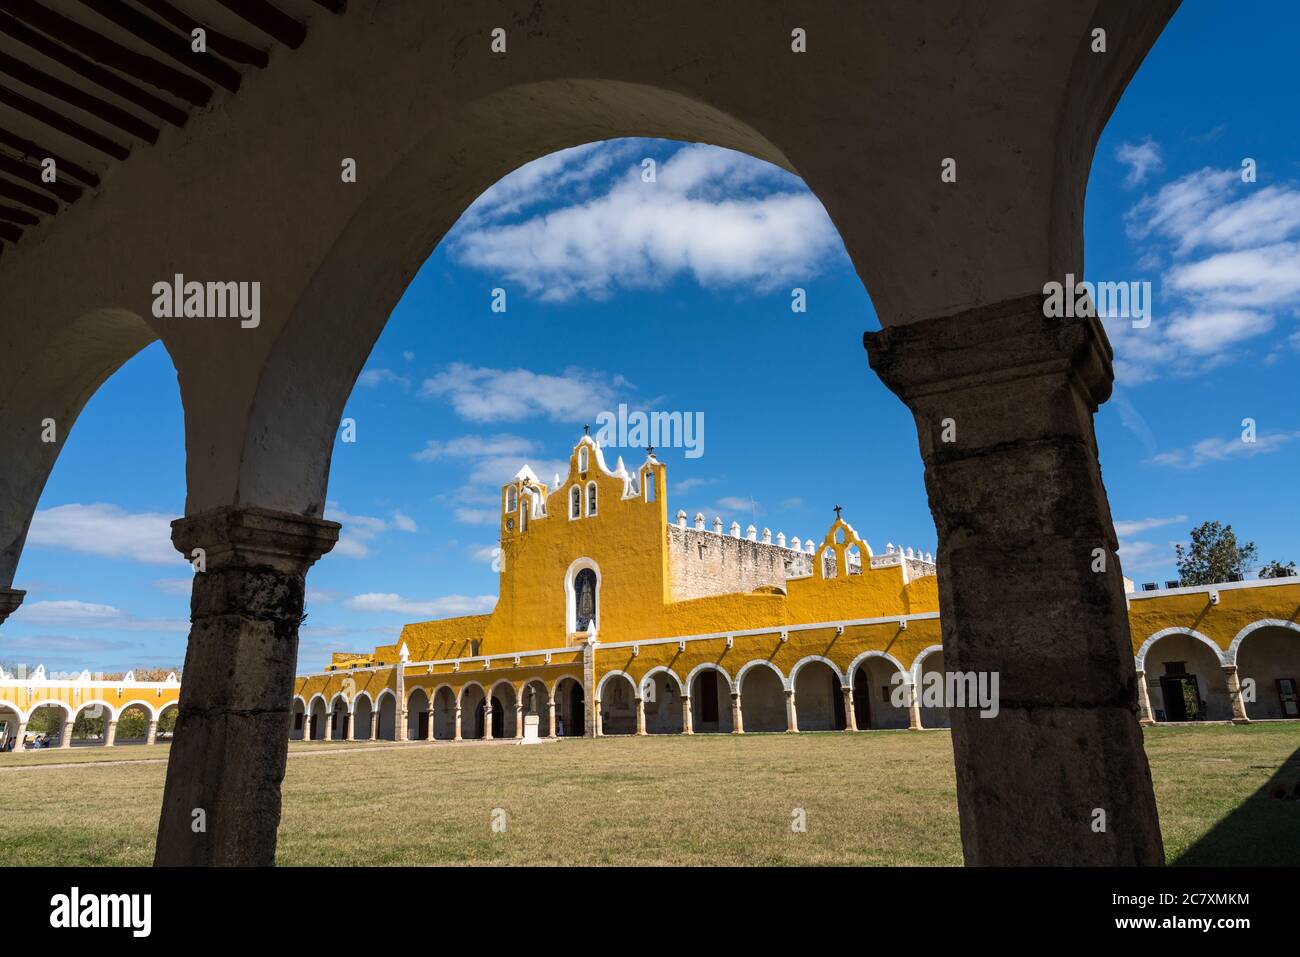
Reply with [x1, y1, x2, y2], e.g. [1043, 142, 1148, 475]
[646, 445, 654, 457]
[833, 504, 843, 520]
[583, 424, 590, 436]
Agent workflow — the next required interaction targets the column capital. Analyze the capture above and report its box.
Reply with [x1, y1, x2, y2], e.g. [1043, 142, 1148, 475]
[864, 294, 1112, 413]
[171, 505, 340, 575]
[0, 587, 26, 624]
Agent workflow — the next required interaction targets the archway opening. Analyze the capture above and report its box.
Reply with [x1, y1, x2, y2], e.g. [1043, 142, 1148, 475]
[917, 651, 950, 730]
[331, 698, 350, 741]
[554, 677, 584, 737]
[459, 685, 486, 740]
[71, 702, 111, 746]
[431, 688, 455, 740]
[491, 684, 518, 738]
[0, 704, 21, 750]
[291, 699, 308, 741]
[1144, 634, 1230, 722]
[309, 698, 328, 741]
[353, 696, 374, 741]
[739, 665, 786, 733]
[116, 703, 153, 745]
[599, 674, 636, 736]
[375, 694, 397, 741]
[406, 688, 430, 741]
[1236, 626, 1300, 720]
[794, 661, 845, 732]
[689, 668, 733, 734]
[642, 672, 683, 735]
[23, 703, 69, 749]
[852, 658, 908, 730]
[521, 680, 550, 737]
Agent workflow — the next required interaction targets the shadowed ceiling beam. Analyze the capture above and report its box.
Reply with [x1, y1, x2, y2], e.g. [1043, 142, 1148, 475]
[311, 0, 347, 12]
[0, 51, 160, 142]
[0, 220, 23, 242]
[0, 203, 40, 225]
[0, 12, 188, 127]
[213, 0, 306, 49]
[4, 0, 212, 106]
[76, 0, 241, 92]
[0, 174, 58, 214]
[0, 83, 129, 160]
[133, 0, 270, 67]
[0, 127, 100, 187]
[0, 152, 83, 203]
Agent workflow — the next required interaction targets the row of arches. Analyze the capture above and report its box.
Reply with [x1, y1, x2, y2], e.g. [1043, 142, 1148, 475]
[292, 677, 588, 742]
[0, 699, 178, 750]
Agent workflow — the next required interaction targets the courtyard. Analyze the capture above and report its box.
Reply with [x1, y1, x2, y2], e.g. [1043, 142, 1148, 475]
[2, 724, 1297, 867]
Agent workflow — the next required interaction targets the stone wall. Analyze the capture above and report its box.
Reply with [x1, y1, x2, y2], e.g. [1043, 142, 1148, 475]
[667, 525, 805, 600]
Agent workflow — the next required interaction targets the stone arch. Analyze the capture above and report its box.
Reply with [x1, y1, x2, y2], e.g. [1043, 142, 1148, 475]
[69, 699, 119, 745]
[0, 701, 22, 750]
[687, 663, 734, 734]
[489, 681, 518, 739]
[1138, 630, 1231, 723]
[458, 682, 487, 739]
[20, 700, 71, 748]
[640, 667, 684, 735]
[520, 679, 550, 736]
[914, 648, 950, 729]
[847, 651, 909, 730]
[430, 685, 456, 740]
[329, 693, 350, 740]
[597, 671, 637, 736]
[910, 645, 946, 684]
[406, 687, 430, 741]
[1230, 621, 1300, 720]
[738, 660, 786, 733]
[373, 690, 397, 741]
[552, 676, 585, 738]
[352, 692, 375, 741]
[307, 694, 328, 741]
[792, 657, 847, 732]
[115, 701, 156, 744]
[155, 701, 180, 740]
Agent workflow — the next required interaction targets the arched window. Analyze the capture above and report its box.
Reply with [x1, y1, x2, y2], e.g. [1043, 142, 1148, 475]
[644, 469, 656, 502]
[519, 501, 528, 532]
[505, 486, 517, 514]
[578, 446, 589, 472]
[573, 568, 598, 632]
[587, 481, 597, 516]
[570, 485, 581, 519]
[822, 549, 837, 579]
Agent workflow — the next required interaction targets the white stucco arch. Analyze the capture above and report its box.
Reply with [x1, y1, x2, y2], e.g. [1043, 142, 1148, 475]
[373, 689, 395, 710]
[847, 650, 908, 683]
[291, 695, 307, 713]
[910, 645, 945, 684]
[457, 681, 487, 707]
[114, 699, 160, 722]
[596, 669, 637, 701]
[21, 699, 72, 723]
[735, 659, 786, 691]
[350, 691, 375, 714]
[1228, 619, 1300, 665]
[638, 666, 684, 698]
[404, 685, 430, 710]
[550, 674, 583, 699]
[71, 699, 120, 722]
[1135, 628, 1227, 671]
[329, 691, 350, 712]
[684, 662, 733, 694]
[788, 655, 845, 689]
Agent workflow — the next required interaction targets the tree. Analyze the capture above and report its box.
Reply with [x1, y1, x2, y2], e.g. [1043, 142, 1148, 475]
[1260, 559, 1297, 579]
[1174, 521, 1257, 586]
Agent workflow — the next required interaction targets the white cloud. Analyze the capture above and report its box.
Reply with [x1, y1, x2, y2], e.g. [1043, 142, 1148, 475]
[717, 496, 758, 512]
[1147, 430, 1300, 469]
[1116, 539, 1177, 574]
[673, 477, 715, 492]
[26, 503, 177, 565]
[152, 578, 193, 596]
[415, 430, 571, 496]
[468, 544, 499, 564]
[323, 504, 419, 559]
[356, 368, 411, 389]
[453, 507, 499, 526]
[414, 433, 539, 461]
[1116, 138, 1163, 188]
[1113, 515, 1188, 538]
[448, 143, 843, 302]
[343, 593, 497, 616]
[10, 600, 188, 633]
[419, 364, 627, 424]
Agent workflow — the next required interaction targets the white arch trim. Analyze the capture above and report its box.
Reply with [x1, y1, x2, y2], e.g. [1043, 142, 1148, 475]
[910, 645, 945, 684]
[404, 685, 431, 709]
[638, 666, 684, 697]
[329, 691, 350, 711]
[846, 650, 908, 683]
[734, 659, 786, 691]
[373, 688, 396, 709]
[488, 679, 519, 703]
[351, 691, 375, 713]
[596, 669, 637, 701]
[19, 699, 74, 722]
[564, 557, 602, 635]
[307, 693, 328, 713]
[1134, 627, 1227, 671]
[684, 662, 734, 694]
[788, 655, 846, 689]
[457, 681, 487, 706]
[291, 694, 307, 712]
[550, 674, 583, 699]
[69, 699, 120, 722]
[1227, 619, 1300, 665]
[112, 699, 160, 721]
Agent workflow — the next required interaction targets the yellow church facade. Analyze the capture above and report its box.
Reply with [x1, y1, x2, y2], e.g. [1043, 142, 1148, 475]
[290, 433, 1300, 744]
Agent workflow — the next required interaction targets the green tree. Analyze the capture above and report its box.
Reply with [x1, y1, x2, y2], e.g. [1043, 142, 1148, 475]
[1174, 521, 1257, 586]
[1260, 559, 1297, 579]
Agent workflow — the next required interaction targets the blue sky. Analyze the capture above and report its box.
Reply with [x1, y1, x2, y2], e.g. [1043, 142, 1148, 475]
[6, 0, 1298, 673]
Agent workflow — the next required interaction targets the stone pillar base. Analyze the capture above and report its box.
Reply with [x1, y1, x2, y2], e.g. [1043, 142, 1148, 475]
[154, 505, 338, 867]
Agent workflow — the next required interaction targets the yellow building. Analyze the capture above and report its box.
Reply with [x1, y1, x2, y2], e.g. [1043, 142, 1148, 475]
[291, 433, 1300, 744]
[0, 666, 181, 750]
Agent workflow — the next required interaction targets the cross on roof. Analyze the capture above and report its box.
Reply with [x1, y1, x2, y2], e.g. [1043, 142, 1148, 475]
[833, 504, 843, 520]
[583, 424, 590, 435]
[646, 446, 654, 457]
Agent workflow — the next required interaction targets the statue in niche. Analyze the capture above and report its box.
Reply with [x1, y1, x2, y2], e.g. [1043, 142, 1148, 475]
[574, 568, 597, 632]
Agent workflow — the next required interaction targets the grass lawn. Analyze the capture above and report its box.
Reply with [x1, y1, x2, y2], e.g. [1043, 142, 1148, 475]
[1, 724, 1297, 866]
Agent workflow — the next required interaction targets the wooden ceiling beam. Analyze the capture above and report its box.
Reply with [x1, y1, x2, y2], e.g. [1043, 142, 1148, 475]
[4, 0, 212, 106]
[0, 173, 58, 215]
[0, 51, 160, 142]
[0, 152, 83, 203]
[213, 0, 306, 49]
[76, 0, 242, 92]
[0, 82, 130, 160]
[0, 127, 101, 188]
[132, 0, 270, 68]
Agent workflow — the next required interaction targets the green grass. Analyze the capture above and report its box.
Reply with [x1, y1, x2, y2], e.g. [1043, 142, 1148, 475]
[1, 724, 1297, 865]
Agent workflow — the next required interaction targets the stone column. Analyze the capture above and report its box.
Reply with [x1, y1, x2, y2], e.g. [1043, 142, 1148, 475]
[453, 705, 463, 742]
[582, 641, 598, 739]
[12, 720, 26, 749]
[785, 689, 799, 733]
[907, 681, 923, 731]
[681, 695, 693, 735]
[60, 717, 73, 749]
[546, 698, 556, 738]
[395, 671, 407, 743]
[635, 697, 647, 736]
[484, 703, 494, 740]
[0, 587, 25, 627]
[865, 298, 1163, 866]
[154, 505, 339, 867]
[842, 686, 858, 731]
[324, 713, 334, 742]
[593, 698, 603, 737]
[104, 719, 118, 747]
[1223, 665, 1249, 724]
[146, 720, 158, 746]
[515, 703, 524, 740]
[730, 692, 744, 734]
[1135, 670, 1155, 725]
